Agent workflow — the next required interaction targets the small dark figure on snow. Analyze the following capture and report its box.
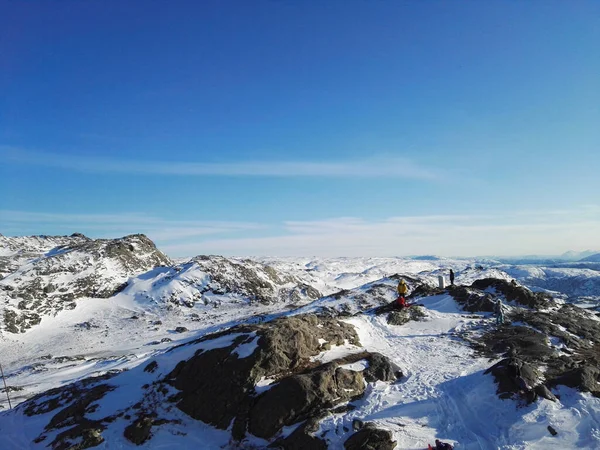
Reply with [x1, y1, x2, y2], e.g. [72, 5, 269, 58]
[449, 269, 455, 285]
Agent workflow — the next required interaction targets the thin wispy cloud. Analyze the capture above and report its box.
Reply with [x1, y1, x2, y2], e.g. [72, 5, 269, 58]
[162, 206, 600, 257]
[1, 147, 442, 180]
[0, 210, 263, 243]
[3, 206, 599, 257]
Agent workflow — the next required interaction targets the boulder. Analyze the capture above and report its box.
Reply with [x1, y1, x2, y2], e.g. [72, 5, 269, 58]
[344, 424, 397, 450]
[386, 306, 426, 326]
[484, 357, 541, 401]
[550, 366, 600, 396]
[166, 314, 362, 439]
[248, 363, 365, 439]
[363, 353, 402, 382]
[124, 416, 154, 445]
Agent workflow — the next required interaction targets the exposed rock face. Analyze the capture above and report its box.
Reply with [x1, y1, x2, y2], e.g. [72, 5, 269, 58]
[447, 285, 496, 312]
[22, 373, 119, 449]
[9, 313, 390, 448]
[191, 255, 322, 304]
[132, 255, 323, 308]
[475, 291, 600, 400]
[271, 419, 328, 449]
[167, 314, 363, 438]
[471, 278, 554, 309]
[512, 305, 600, 351]
[248, 363, 365, 438]
[1, 234, 171, 333]
[484, 357, 541, 402]
[363, 352, 403, 382]
[124, 416, 154, 445]
[344, 424, 397, 450]
[386, 306, 426, 326]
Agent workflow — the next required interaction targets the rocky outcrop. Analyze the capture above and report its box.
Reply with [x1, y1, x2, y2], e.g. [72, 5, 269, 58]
[132, 255, 323, 308]
[314, 276, 437, 318]
[190, 255, 322, 305]
[166, 315, 362, 437]
[386, 306, 426, 326]
[362, 352, 403, 382]
[162, 314, 402, 443]
[447, 285, 496, 312]
[248, 363, 365, 438]
[344, 423, 397, 450]
[471, 278, 554, 309]
[1, 234, 171, 333]
[22, 372, 119, 449]
[476, 299, 600, 400]
[270, 419, 328, 449]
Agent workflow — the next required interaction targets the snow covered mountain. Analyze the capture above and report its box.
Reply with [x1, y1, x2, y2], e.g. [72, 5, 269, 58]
[0, 234, 599, 449]
[0, 234, 172, 333]
[580, 252, 600, 262]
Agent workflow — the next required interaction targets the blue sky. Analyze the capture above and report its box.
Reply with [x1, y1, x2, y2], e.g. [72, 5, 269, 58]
[1, 1, 599, 257]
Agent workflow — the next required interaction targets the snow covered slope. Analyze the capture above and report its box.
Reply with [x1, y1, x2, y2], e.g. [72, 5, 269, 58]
[1, 273, 599, 449]
[0, 235, 599, 449]
[0, 234, 171, 332]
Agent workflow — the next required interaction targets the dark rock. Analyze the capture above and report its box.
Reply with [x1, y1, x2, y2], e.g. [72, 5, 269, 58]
[484, 357, 541, 402]
[513, 306, 600, 350]
[363, 353, 402, 383]
[534, 384, 558, 402]
[408, 283, 444, 299]
[124, 416, 154, 445]
[144, 361, 158, 373]
[353, 419, 364, 431]
[344, 424, 397, 450]
[46, 384, 115, 430]
[447, 285, 496, 312]
[248, 364, 365, 439]
[550, 366, 600, 395]
[51, 425, 105, 449]
[471, 278, 554, 309]
[269, 418, 328, 450]
[548, 425, 558, 436]
[167, 314, 361, 441]
[386, 306, 426, 326]
[480, 326, 555, 363]
[174, 327, 188, 333]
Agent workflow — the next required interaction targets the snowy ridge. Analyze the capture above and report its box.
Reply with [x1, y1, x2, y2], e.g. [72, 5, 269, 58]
[1, 273, 599, 449]
[0, 235, 599, 449]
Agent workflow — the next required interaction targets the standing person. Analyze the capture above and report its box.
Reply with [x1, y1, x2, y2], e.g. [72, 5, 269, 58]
[396, 279, 408, 308]
[494, 299, 505, 325]
[449, 269, 455, 285]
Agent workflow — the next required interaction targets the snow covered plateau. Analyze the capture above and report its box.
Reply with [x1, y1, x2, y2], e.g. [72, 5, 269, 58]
[0, 233, 599, 449]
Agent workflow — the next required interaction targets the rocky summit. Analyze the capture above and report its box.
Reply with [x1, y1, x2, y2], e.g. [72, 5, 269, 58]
[0, 239, 599, 449]
[0, 234, 171, 332]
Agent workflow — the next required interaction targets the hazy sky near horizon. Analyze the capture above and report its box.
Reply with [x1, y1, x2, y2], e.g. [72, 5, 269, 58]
[1, 1, 599, 257]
